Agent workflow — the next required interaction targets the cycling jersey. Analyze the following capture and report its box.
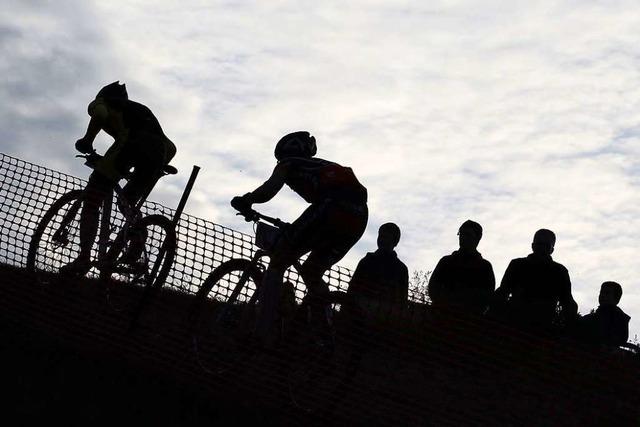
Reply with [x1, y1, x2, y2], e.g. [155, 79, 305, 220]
[89, 99, 176, 181]
[284, 199, 368, 265]
[275, 157, 367, 204]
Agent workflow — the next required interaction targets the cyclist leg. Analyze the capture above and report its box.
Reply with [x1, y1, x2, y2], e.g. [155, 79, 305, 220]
[254, 202, 325, 341]
[61, 139, 132, 275]
[60, 172, 115, 274]
[299, 202, 368, 328]
[118, 141, 166, 264]
[255, 201, 367, 341]
[255, 237, 309, 341]
[120, 136, 166, 208]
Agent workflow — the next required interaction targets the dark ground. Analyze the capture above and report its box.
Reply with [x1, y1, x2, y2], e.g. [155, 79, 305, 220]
[1, 264, 639, 426]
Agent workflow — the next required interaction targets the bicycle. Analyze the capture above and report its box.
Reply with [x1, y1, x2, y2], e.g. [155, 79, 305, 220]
[189, 208, 360, 413]
[26, 151, 178, 315]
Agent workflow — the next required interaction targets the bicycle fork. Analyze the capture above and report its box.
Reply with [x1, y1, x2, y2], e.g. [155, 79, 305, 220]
[52, 199, 83, 245]
[96, 194, 113, 263]
[217, 251, 265, 325]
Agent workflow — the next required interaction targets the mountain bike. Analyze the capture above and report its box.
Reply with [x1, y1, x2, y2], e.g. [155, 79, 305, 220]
[189, 208, 360, 413]
[26, 151, 179, 315]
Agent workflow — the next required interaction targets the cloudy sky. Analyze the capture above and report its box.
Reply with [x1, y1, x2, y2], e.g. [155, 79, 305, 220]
[2, 0, 640, 336]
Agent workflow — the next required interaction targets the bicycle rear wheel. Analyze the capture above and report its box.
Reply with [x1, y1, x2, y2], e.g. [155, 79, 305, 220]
[190, 259, 263, 375]
[26, 190, 84, 275]
[101, 214, 176, 314]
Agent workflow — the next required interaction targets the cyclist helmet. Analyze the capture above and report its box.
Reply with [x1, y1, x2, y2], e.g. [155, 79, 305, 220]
[274, 131, 317, 161]
[96, 81, 128, 101]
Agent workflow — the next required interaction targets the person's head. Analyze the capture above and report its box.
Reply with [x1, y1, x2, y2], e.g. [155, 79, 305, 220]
[274, 131, 317, 161]
[599, 281, 623, 307]
[458, 220, 482, 251]
[531, 228, 556, 256]
[377, 222, 401, 252]
[90, 81, 128, 115]
[96, 81, 128, 103]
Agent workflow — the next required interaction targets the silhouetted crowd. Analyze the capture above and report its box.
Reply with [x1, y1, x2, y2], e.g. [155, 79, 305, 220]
[347, 222, 631, 350]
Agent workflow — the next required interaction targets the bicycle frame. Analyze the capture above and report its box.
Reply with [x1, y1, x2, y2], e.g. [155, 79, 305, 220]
[74, 151, 164, 271]
[218, 248, 305, 310]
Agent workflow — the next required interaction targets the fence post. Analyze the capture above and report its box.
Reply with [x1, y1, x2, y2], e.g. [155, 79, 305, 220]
[130, 165, 200, 330]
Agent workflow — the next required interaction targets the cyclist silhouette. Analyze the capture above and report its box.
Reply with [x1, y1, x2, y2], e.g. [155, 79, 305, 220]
[231, 131, 368, 342]
[61, 81, 176, 275]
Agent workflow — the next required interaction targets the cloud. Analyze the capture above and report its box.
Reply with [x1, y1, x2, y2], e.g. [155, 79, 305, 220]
[2, 0, 640, 334]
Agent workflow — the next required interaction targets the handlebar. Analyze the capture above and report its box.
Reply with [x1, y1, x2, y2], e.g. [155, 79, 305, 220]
[75, 149, 177, 176]
[236, 208, 289, 229]
[75, 150, 102, 168]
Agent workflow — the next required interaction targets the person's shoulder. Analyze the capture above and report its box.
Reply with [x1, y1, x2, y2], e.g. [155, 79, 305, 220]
[615, 306, 631, 322]
[438, 253, 456, 264]
[478, 257, 493, 271]
[124, 100, 154, 116]
[125, 99, 149, 110]
[363, 251, 377, 259]
[394, 256, 409, 272]
[279, 157, 327, 169]
[357, 251, 377, 264]
[313, 157, 338, 166]
[479, 256, 493, 266]
[550, 259, 569, 274]
[508, 257, 528, 267]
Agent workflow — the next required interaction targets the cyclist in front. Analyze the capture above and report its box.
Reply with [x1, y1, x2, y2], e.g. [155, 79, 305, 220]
[231, 131, 368, 344]
[61, 81, 176, 275]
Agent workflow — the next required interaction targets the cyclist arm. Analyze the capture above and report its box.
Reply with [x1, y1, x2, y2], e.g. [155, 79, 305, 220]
[76, 99, 110, 152]
[244, 163, 288, 204]
[75, 118, 102, 153]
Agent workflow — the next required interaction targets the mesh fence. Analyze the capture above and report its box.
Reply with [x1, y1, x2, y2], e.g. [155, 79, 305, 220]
[1, 152, 639, 425]
[0, 152, 354, 301]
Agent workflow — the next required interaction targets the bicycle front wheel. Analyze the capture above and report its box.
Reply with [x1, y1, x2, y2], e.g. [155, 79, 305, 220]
[191, 259, 264, 375]
[101, 214, 176, 313]
[26, 190, 84, 274]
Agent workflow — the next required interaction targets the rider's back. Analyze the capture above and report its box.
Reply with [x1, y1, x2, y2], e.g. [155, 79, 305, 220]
[278, 157, 367, 204]
[110, 100, 175, 161]
[121, 100, 164, 136]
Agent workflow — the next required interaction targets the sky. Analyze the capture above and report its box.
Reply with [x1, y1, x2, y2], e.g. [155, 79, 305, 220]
[1, 0, 640, 336]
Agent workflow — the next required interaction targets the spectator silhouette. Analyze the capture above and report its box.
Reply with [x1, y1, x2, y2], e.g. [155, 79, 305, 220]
[490, 229, 578, 333]
[347, 223, 409, 305]
[427, 220, 495, 315]
[576, 282, 630, 348]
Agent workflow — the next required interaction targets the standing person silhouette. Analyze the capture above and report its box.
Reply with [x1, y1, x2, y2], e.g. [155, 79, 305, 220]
[348, 222, 409, 306]
[577, 281, 630, 348]
[490, 229, 578, 333]
[428, 220, 495, 315]
[231, 131, 368, 343]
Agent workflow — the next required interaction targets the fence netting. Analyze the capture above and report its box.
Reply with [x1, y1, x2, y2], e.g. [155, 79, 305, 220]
[0, 152, 354, 300]
[1, 152, 639, 426]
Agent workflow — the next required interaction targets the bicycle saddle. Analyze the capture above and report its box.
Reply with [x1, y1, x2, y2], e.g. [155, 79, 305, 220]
[163, 164, 178, 175]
